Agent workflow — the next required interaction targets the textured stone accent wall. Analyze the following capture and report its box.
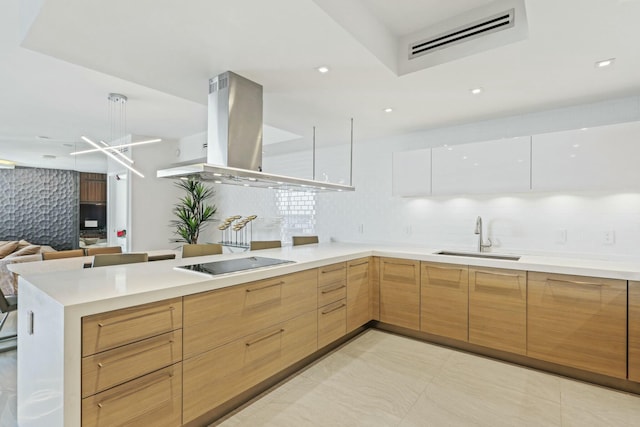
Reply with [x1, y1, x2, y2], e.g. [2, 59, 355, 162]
[0, 168, 79, 250]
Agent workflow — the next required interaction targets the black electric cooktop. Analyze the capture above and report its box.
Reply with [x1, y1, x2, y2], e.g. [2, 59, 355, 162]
[176, 256, 294, 276]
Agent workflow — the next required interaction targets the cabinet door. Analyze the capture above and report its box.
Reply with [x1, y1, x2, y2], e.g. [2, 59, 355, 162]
[318, 299, 347, 348]
[392, 149, 431, 196]
[630, 281, 640, 382]
[420, 262, 468, 342]
[182, 311, 317, 423]
[469, 267, 526, 355]
[432, 136, 531, 195]
[528, 272, 626, 378]
[82, 363, 182, 427]
[183, 269, 317, 358]
[531, 121, 640, 191]
[346, 258, 371, 332]
[379, 258, 420, 330]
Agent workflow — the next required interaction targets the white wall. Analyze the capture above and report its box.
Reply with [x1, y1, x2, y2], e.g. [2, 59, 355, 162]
[129, 138, 183, 251]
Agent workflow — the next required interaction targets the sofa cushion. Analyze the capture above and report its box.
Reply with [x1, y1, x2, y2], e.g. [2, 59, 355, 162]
[5, 245, 41, 258]
[0, 241, 19, 259]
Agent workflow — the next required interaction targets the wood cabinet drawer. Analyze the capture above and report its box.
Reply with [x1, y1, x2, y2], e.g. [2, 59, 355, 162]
[630, 281, 640, 382]
[346, 258, 371, 332]
[318, 280, 347, 307]
[183, 269, 317, 358]
[528, 272, 627, 379]
[318, 262, 346, 287]
[318, 299, 347, 349]
[469, 267, 526, 355]
[379, 258, 420, 330]
[182, 311, 317, 423]
[82, 298, 183, 357]
[82, 330, 182, 398]
[81, 362, 182, 427]
[421, 262, 469, 342]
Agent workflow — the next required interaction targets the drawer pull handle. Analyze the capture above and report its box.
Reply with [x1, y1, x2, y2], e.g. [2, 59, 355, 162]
[349, 261, 369, 267]
[246, 281, 284, 293]
[322, 303, 346, 315]
[246, 329, 285, 347]
[97, 306, 176, 328]
[96, 370, 174, 408]
[321, 265, 345, 274]
[385, 261, 415, 267]
[475, 270, 521, 278]
[321, 284, 346, 294]
[427, 265, 464, 272]
[546, 278, 606, 287]
[97, 340, 175, 368]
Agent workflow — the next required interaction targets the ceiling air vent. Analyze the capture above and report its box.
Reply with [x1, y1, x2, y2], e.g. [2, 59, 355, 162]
[409, 9, 515, 60]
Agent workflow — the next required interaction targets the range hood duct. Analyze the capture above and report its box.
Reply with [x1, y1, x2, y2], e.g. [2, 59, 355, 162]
[157, 71, 355, 192]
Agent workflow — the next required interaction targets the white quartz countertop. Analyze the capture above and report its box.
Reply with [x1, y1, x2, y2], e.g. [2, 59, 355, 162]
[15, 242, 640, 316]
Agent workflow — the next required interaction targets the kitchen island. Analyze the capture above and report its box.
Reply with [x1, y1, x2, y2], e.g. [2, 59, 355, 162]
[16, 242, 640, 426]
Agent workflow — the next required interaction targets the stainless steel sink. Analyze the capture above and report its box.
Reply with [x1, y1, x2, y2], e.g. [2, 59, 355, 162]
[435, 251, 521, 261]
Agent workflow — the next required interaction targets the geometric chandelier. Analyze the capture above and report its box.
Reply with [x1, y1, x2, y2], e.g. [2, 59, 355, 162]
[70, 93, 161, 178]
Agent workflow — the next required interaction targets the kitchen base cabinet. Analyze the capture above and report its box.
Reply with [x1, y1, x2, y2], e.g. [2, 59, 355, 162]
[469, 267, 526, 355]
[420, 262, 468, 342]
[379, 258, 420, 330]
[630, 282, 640, 382]
[346, 258, 371, 332]
[82, 363, 182, 427]
[528, 272, 627, 379]
[182, 311, 317, 423]
[183, 270, 317, 358]
[318, 300, 347, 348]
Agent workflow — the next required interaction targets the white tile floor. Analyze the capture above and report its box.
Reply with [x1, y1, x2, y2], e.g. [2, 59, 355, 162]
[215, 330, 640, 427]
[2, 328, 640, 426]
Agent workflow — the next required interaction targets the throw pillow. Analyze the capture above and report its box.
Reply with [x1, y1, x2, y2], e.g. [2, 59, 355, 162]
[0, 241, 19, 259]
[5, 245, 41, 258]
[17, 239, 32, 249]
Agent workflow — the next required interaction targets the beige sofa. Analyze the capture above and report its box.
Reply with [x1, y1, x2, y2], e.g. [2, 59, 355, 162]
[0, 241, 56, 295]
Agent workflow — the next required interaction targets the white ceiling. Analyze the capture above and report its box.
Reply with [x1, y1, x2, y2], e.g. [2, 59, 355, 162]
[2, 0, 640, 170]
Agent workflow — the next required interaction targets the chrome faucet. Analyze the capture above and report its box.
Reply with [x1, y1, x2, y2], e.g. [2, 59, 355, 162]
[474, 216, 492, 252]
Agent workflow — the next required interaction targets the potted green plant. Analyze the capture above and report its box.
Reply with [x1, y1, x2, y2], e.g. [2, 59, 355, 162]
[170, 178, 217, 244]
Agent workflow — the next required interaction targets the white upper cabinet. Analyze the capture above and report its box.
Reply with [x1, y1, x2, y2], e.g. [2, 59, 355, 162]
[431, 137, 531, 195]
[392, 148, 432, 197]
[531, 121, 640, 192]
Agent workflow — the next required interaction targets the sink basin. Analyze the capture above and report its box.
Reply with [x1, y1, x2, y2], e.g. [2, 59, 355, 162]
[435, 251, 521, 261]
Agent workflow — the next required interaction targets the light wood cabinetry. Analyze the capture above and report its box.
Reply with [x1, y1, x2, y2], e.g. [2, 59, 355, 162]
[371, 257, 380, 320]
[420, 262, 468, 342]
[528, 272, 627, 379]
[82, 298, 182, 357]
[183, 269, 317, 358]
[82, 363, 182, 427]
[630, 281, 640, 382]
[82, 329, 182, 397]
[81, 298, 184, 427]
[182, 311, 317, 423]
[346, 258, 371, 332]
[379, 258, 420, 330]
[80, 172, 107, 204]
[317, 263, 347, 348]
[468, 267, 526, 355]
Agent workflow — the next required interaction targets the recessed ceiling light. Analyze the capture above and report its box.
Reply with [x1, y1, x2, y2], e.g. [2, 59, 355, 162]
[572, 143, 580, 148]
[470, 87, 483, 95]
[384, 107, 393, 113]
[580, 127, 589, 131]
[462, 156, 468, 160]
[595, 58, 615, 68]
[317, 66, 329, 73]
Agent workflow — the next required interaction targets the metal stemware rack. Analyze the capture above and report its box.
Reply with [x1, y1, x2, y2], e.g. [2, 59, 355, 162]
[217, 215, 257, 249]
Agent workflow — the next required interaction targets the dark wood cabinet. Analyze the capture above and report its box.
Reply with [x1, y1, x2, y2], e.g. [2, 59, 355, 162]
[80, 173, 107, 203]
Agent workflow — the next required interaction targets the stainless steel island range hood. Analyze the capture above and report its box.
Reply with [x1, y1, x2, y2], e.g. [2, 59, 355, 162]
[157, 71, 355, 192]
